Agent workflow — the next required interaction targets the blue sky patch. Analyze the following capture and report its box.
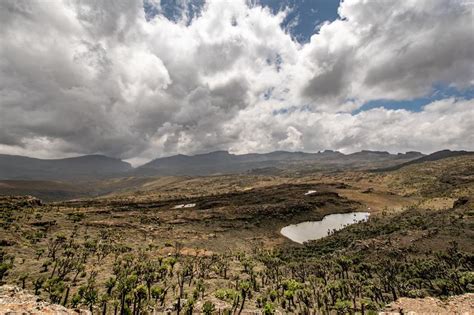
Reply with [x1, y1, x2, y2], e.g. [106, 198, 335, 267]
[354, 86, 474, 114]
[144, 0, 340, 41]
[144, 0, 205, 23]
[257, 0, 341, 42]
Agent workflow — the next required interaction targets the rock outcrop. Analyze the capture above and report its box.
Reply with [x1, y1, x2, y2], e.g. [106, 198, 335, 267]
[0, 285, 90, 315]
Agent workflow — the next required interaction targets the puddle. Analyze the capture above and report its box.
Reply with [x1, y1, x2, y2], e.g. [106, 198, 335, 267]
[281, 212, 370, 244]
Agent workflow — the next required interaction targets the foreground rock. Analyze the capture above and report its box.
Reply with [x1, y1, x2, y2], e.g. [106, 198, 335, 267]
[381, 293, 474, 314]
[0, 286, 90, 315]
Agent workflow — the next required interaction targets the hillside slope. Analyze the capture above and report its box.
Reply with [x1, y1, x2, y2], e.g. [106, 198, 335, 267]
[375, 149, 474, 172]
[382, 155, 474, 197]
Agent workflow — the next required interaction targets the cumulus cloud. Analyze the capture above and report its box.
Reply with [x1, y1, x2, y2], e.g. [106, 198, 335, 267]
[0, 0, 473, 162]
[225, 98, 474, 155]
[300, 0, 474, 106]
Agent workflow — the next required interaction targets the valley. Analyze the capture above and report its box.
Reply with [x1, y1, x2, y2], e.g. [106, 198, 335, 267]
[0, 154, 473, 314]
[0, 149, 434, 202]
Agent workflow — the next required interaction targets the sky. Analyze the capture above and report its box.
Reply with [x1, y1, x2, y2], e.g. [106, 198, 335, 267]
[0, 0, 473, 165]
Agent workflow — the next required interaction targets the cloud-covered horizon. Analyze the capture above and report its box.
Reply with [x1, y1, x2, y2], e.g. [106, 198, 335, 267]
[1, 0, 473, 164]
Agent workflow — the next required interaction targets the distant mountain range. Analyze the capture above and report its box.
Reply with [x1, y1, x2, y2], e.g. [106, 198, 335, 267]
[135, 150, 424, 176]
[0, 154, 131, 180]
[0, 149, 471, 180]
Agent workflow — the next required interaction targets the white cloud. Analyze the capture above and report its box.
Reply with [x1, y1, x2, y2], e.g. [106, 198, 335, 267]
[0, 0, 473, 161]
[228, 97, 474, 154]
[278, 126, 303, 150]
[299, 0, 474, 107]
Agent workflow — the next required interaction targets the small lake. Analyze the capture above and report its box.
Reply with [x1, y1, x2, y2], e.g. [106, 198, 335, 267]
[281, 212, 370, 244]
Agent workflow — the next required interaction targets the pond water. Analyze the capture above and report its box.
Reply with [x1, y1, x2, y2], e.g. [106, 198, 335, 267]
[281, 212, 370, 244]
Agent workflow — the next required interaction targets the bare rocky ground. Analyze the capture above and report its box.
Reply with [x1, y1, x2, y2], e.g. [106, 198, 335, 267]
[381, 293, 474, 314]
[0, 285, 89, 314]
[1, 286, 472, 314]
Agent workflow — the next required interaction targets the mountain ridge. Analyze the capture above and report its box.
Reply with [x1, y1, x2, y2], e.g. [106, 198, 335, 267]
[136, 150, 425, 176]
[2, 149, 472, 180]
[0, 154, 132, 180]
